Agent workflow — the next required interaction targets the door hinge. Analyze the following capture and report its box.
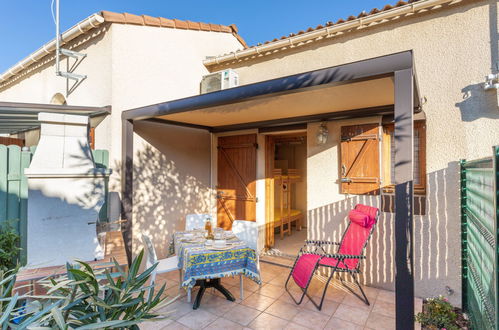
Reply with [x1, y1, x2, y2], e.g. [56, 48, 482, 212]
[254, 143, 259, 149]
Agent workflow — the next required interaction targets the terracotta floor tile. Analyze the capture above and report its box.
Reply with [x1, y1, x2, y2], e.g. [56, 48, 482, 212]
[177, 309, 217, 329]
[333, 304, 369, 326]
[324, 316, 364, 330]
[340, 293, 374, 310]
[222, 276, 241, 286]
[255, 283, 285, 299]
[376, 289, 395, 304]
[161, 321, 192, 329]
[223, 304, 261, 326]
[302, 298, 339, 315]
[265, 300, 301, 320]
[160, 300, 194, 321]
[204, 317, 243, 330]
[139, 317, 173, 330]
[371, 299, 395, 318]
[291, 308, 331, 329]
[285, 322, 312, 330]
[248, 312, 289, 330]
[365, 312, 395, 330]
[278, 289, 309, 305]
[267, 274, 289, 287]
[196, 293, 237, 316]
[241, 293, 276, 311]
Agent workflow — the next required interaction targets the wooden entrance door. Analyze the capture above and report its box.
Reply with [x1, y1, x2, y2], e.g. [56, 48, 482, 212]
[217, 134, 257, 229]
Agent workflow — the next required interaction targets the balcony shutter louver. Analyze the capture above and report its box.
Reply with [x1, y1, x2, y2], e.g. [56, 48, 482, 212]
[340, 124, 380, 195]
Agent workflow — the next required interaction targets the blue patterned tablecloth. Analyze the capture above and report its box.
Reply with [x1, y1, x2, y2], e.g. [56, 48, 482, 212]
[174, 232, 261, 289]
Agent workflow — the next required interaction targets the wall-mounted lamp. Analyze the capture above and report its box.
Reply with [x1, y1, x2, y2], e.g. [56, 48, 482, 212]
[316, 122, 329, 145]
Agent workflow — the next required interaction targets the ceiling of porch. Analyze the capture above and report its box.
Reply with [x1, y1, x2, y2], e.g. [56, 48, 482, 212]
[158, 76, 394, 129]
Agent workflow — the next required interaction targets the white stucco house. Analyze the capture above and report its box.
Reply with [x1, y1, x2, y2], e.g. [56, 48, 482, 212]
[1, 0, 498, 318]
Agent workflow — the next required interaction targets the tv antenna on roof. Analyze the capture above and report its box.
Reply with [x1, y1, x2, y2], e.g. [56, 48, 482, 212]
[54, 0, 87, 95]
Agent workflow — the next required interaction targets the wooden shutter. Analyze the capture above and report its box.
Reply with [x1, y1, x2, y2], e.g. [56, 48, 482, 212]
[217, 134, 257, 229]
[89, 127, 95, 150]
[340, 124, 380, 195]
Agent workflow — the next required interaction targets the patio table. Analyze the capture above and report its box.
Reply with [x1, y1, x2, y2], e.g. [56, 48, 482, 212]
[173, 231, 261, 309]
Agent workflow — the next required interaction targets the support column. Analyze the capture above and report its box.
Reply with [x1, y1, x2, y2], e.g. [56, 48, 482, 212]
[122, 119, 134, 263]
[394, 69, 415, 329]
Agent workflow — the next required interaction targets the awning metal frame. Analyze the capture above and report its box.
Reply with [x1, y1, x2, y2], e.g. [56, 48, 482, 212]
[122, 50, 419, 329]
[0, 101, 111, 134]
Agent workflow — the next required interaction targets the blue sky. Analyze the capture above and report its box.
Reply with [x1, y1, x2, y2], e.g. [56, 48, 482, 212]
[0, 0, 395, 73]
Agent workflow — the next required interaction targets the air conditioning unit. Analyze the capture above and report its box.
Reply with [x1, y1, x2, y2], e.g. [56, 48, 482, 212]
[200, 69, 239, 94]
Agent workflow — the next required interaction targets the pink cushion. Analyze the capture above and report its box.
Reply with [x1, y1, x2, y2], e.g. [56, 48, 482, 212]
[355, 204, 378, 225]
[291, 254, 322, 289]
[348, 210, 371, 228]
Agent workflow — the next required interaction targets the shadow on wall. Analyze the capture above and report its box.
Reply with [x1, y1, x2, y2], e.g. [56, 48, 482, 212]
[118, 121, 212, 259]
[456, 2, 498, 121]
[308, 162, 461, 302]
[456, 82, 499, 122]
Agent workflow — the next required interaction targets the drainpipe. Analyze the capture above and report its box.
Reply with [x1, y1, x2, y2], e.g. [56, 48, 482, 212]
[55, 0, 61, 76]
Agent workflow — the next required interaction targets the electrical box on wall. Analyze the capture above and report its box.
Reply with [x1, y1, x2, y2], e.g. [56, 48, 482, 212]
[200, 69, 239, 94]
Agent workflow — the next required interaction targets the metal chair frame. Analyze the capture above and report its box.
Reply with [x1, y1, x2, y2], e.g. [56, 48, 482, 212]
[285, 208, 379, 311]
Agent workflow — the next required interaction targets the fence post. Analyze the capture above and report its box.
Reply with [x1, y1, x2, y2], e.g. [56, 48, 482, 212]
[19, 147, 32, 264]
[459, 159, 468, 312]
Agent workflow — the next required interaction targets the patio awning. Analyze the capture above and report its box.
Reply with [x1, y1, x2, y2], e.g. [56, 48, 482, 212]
[0, 101, 111, 134]
[123, 51, 421, 132]
[122, 50, 420, 329]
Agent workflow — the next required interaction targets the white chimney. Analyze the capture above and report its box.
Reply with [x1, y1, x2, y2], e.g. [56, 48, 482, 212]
[24, 113, 110, 268]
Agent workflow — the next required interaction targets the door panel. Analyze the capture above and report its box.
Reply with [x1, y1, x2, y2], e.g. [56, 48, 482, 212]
[217, 134, 257, 229]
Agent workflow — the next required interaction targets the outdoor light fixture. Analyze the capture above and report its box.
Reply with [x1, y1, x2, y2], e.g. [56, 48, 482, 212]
[316, 122, 329, 145]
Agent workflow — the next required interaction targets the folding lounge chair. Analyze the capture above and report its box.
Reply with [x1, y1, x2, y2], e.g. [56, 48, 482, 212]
[285, 204, 379, 311]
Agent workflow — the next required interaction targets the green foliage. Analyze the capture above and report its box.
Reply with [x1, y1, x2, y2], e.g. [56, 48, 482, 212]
[0, 222, 21, 272]
[416, 296, 459, 330]
[9, 249, 173, 329]
[0, 268, 20, 330]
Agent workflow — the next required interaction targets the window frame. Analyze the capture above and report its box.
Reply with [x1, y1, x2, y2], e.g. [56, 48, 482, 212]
[382, 120, 426, 195]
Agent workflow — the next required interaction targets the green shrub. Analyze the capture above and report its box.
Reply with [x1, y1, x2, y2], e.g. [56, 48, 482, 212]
[8, 250, 173, 329]
[416, 296, 459, 330]
[0, 222, 21, 271]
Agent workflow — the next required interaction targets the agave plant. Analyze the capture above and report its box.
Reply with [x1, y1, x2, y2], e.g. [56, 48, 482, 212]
[0, 268, 20, 329]
[11, 249, 173, 329]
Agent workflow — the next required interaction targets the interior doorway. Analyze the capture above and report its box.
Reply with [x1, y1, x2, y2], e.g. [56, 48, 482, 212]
[265, 133, 307, 257]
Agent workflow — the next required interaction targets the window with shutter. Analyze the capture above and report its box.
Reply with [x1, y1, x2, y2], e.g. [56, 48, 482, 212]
[382, 121, 426, 195]
[340, 124, 380, 195]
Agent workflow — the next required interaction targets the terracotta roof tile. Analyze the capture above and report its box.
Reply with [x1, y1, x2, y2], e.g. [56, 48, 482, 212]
[123, 13, 144, 25]
[229, 24, 238, 33]
[173, 19, 188, 29]
[142, 15, 161, 27]
[244, 0, 422, 48]
[220, 25, 232, 33]
[187, 20, 201, 30]
[159, 17, 175, 28]
[199, 22, 211, 31]
[209, 24, 222, 32]
[99, 11, 246, 47]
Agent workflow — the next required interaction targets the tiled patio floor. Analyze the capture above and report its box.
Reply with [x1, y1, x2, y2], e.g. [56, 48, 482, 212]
[141, 262, 422, 330]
